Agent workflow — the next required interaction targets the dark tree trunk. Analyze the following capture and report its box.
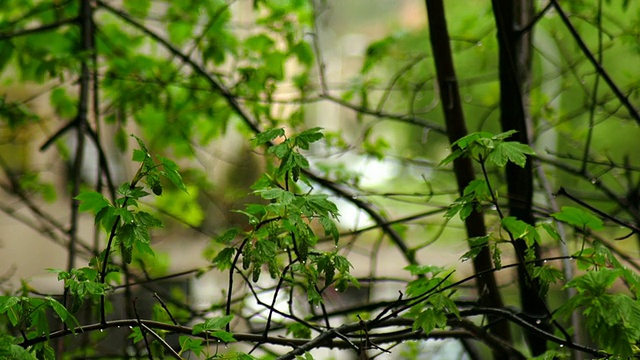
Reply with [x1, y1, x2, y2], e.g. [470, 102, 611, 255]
[424, 0, 513, 355]
[491, 0, 551, 355]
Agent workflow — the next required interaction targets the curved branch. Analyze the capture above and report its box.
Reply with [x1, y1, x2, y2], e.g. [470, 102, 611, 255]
[0, 17, 77, 41]
[549, 0, 640, 124]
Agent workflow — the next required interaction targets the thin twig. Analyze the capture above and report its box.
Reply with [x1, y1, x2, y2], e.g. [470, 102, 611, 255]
[0, 17, 77, 40]
[133, 298, 153, 360]
[549, 0, 640, 124]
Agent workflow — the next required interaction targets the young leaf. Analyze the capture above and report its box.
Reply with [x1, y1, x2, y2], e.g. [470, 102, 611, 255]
[192, 315, 234, 335]
[293, 127, 323, 149]
[178, 336, 204, 357]
[460, 236, 490, 262]
[158, 155, 187, 193]
[539, 222, 562, 242]
[214, 228, 241, 245]
[76, 191, 111, 215]
[486, 141, 535, 168]
[255, 188, 295, 205]
[287, 322, 311, 339]
[439, 148, 464, 166]
[252, 128, 285, 146]
[211, 330, 236, 342]
[501, 216, 540, 246]
[551, 206, 604, 230]
[295, 352, 315, 360]
[413, 308, 447, 333]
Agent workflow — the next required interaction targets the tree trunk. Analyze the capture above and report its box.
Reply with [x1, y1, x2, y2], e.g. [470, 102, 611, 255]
[491, 0, 551, 355]
[424, 0, 513, 354]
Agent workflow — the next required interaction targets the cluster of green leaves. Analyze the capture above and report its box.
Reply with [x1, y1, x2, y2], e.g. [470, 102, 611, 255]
[76, 135, 184, 263]
[549, 238, 640, 357]
[0, 295, 77, 359]
[442, 130, 640, 356]
[0, 135, 188, 358]
[49, 265, 111, 313]
[209, 128, 357, 307]
[403, 265, 459, 334]
[442, 131, 535, 224]
[443, 131, 554, 269]
[440, 130, 535, 168]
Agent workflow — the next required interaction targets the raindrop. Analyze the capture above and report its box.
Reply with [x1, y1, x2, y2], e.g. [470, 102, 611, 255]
[100, 329, 104, 333]
[464, 94, 472, 102]
[543, 260, 548, 264]
[559, 344, 564, 348]
[476, 41, 483, 47]
[590, 178, 597, 184]
[351, 194, 358, 200]
[535, 319, 542, 324]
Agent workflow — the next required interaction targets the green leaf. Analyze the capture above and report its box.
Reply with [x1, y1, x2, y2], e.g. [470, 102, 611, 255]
[287, 322, 312, 339]
[487, 242, 500, 271]
[215, 228, 241, 245]
[413, 308, 447, 333]
[135, 212, 163, 228]
[551, 206, 604, 230]
[47, 297, 79, 330]
[319, 216, 339, 243]
[211, 330, 236, 342]
[292, 41, 314, 66]
[168, 22, 193, 46]
[362, 36, 393, 73]
[131, 134, 151, 159]
[123, 0, 150, 17]
[178, 336, 204, 357]
[75, 191, 111, 215]
[0, 336, 38, 360]
[444, 194, 478, 221]
[192, 315, 234, 335]
[460, 236, 489, 262]
[255, 188, 295, 205]
[491, 130, 518, 141]
[501, 216, 540, 246]
[539, 222, 562, 242]
[252, 128, 285, 146]
[451, 132, 493, 150]
[158, 155, 187, 193]
[463, 179, 490, 200]
[404, 264, 445, 277]
[531, 350, 570, 360]
[429, 292, 460, 318]
[50, 88, 75, 118]
[439, 148, 464, 166]
[486, 141, 535, 167]
[295, 352, 314, 360]
[294, 127, 324, 149]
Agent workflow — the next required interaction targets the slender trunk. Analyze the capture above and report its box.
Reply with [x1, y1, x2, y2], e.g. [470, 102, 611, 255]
[491, 0, 550, 355]
[424, 0, 513, 353]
